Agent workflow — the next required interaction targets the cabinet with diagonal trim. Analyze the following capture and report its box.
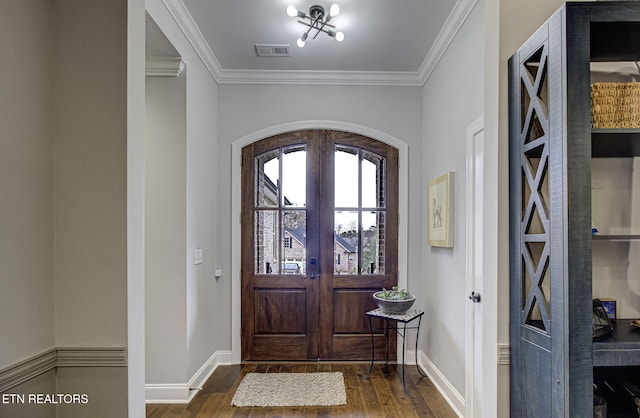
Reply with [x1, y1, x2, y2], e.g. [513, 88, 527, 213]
[509, 3, 640, 417]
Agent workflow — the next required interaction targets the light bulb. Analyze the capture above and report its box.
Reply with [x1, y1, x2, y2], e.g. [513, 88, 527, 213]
[297, 32, 308, 48]
[329, 4, 340, 17]
[335, 31, 344, 42]
[286, 5, 298, 17]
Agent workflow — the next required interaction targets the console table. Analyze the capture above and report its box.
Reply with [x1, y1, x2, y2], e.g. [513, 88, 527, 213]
[361, 308, 427, 395]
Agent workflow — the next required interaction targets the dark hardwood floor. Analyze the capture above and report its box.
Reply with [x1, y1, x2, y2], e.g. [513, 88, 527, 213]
[146, 362, 458, 417]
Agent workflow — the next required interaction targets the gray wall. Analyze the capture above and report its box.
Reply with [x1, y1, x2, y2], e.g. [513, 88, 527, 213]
[217, 83, 424, 355]
[421, 0, 484, 398]
[0, 0, 55, 371]
[0, 0, 129, 416]
[0, 371, 56, 418]
[145, 0, 220, 398]
[145, 73, 188, 384]
[53, 0, 128, 349]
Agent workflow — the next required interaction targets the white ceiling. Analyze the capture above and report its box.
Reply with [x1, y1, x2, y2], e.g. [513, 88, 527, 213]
[147, 0, 473, 84]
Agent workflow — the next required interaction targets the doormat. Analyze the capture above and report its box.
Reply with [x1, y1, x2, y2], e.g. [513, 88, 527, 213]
[231, 372, 346, 407]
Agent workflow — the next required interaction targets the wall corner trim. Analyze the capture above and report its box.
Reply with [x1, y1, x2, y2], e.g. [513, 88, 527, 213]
[0, 347, 127, 392]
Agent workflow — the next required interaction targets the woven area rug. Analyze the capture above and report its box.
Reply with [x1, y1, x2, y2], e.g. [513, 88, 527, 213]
[231, 372, 346, 407]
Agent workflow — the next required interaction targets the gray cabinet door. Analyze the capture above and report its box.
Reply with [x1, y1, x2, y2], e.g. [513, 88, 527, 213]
[509, 6, 593, 417]
[509, 17, 555, 417]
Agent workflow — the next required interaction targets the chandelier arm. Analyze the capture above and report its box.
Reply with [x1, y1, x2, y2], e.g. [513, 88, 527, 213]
[312, 18, 330, 39]
[297, 20, 335, 30]
[298, 21, 334, 39]
[303, 25, 313, 39]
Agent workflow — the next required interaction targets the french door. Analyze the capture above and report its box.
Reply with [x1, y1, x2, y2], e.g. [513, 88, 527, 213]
[241, 130, 399, 360]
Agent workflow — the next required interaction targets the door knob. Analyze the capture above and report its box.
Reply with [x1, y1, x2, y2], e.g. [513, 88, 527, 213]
[469, 291, 481, 303]
[307, 257, 318, 279]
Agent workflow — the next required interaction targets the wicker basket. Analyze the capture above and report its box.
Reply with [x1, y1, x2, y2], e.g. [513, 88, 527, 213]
[591, 82, 640, 128]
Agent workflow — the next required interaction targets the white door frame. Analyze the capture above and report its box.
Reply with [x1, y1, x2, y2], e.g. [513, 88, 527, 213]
[230, 121, 409, 363]
[465, 116, 486, 418]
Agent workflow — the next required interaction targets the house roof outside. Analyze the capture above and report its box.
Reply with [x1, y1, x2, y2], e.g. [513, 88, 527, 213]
[286, 225, 356, 253]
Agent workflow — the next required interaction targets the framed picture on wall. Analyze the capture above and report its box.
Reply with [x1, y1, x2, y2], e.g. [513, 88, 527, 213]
[427, 172, 454, 247]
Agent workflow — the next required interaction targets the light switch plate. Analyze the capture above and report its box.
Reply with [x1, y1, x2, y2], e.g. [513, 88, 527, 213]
[194, 249, 203, 265]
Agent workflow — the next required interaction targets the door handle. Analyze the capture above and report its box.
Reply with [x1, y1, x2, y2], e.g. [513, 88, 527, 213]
[469, 291, 481, 303]
[307, 257, 318, 279]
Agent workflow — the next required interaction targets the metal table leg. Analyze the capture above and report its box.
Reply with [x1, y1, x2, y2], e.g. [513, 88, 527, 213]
[401, 320, 408, 394]
[361, 309, 425, 395]
[385, 319, 390, 364]
[361, 315, 375, 381]
[414, 315, 427, 377]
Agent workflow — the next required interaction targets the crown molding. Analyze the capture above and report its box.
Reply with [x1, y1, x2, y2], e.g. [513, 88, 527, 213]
[161, 0, 222, 82]
[162, 0, 478, 86]
[417, 0, 479, 84]
[146, 56, 185, 77]
[216, 69, 423, 86]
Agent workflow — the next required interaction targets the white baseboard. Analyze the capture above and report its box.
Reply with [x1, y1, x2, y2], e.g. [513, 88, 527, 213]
[145, 350, 232, 404]
[144, 383, 192, 404]
[417, 350, 465, 417]
[187, 350, 232, 394]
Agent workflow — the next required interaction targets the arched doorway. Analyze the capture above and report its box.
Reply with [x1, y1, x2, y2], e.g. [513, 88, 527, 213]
[241, 130, 399, 360]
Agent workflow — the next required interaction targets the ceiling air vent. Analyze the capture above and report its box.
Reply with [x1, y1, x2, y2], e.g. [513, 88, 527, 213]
[255, 44, 292, 57]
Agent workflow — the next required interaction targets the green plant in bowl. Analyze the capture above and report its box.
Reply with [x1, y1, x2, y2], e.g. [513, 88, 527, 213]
[373, 286, 415, 313]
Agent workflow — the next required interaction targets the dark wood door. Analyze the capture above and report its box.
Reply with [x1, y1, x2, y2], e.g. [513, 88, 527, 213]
[241, 130, 398, 361]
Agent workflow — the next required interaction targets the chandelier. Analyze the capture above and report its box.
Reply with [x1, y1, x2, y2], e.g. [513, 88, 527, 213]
[286, 3, 344, 48]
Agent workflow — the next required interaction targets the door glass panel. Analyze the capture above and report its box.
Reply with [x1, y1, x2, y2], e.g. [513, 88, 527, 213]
[334, 211, 359, 274]
[362, 151, 386, 208]
[282, 210, 306, 275]
[255, 150, 279, 208]
[335, 146, 359, 208]
[333, 145, 387, 276]
[361, 211, 385, 274]
[255, 210, 279, 274]
[282, 145, 306, 207]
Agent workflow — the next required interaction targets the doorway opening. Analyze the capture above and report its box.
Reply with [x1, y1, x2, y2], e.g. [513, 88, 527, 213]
[240, 130, 399, 361]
